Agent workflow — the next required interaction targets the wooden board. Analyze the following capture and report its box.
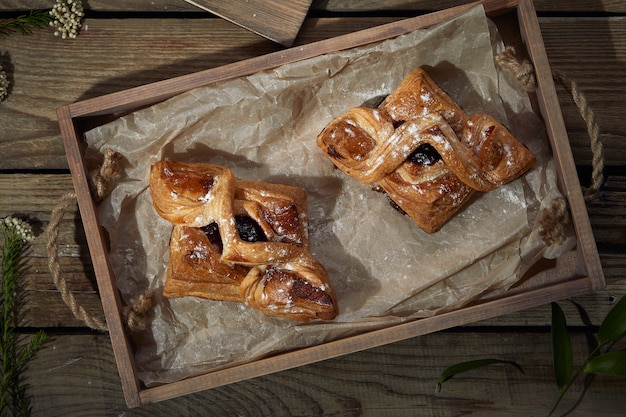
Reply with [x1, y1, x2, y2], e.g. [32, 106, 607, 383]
[183, 0, 313, 46]
[24, 332, 626, 416]
[0, 0, 624, 414]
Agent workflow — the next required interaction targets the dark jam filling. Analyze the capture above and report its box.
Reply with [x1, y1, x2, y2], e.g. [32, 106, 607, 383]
[393, 119, 405, 129]
[200, 215, 267, 254]
[407, 143, 442, 166]
[201, 177, 215, 193]
[265, 267, 333, 306]
[200, 223, 223, 253]
[372, 185, 407, 216]
[236, 215, 267, 243]
[482, 125, 495, 139]
[326, 144, 343, 160]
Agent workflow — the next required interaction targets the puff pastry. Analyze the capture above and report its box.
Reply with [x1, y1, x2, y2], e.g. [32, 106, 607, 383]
[150, 160, 338, 322]
[317, 67, 536, 233]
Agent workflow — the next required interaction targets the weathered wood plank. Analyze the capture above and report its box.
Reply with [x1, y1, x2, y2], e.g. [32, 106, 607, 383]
[1, 17, 624, 170]
[541, 17, 626, 167]
[2, 0, 626, 13]
[316, 0, 626, 13]
[0, 1, 199, 12]
[0, 17, 284, 170]
[0, 174, 103, 327]
[24, 331, 626, 416]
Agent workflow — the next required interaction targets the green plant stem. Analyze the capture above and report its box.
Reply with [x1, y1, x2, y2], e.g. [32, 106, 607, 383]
[546, 342, 605, 417]
[0, 10, 53, 37]
[0, 221, 45, 416]
[1, 227, 22, 415]
[1, 230, 18, 413]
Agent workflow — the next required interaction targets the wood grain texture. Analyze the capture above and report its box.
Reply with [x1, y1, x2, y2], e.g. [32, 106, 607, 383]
[1, 17, 625, 169]
[315, 0, 626, 13]
[23, 332, 626, 416]
[0, 0, 624, 414]
[0, 5, 624, 325]
[63, 3, 593, 406]
[183, 0, 313, 46]
[540, 17, 626, 167]
[2, 0, 626, 13]
[0, 18, 282, 170]
[0, 174, 103, 327]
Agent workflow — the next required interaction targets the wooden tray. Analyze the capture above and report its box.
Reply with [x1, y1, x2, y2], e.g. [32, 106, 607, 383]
[57, 0, 604, 408]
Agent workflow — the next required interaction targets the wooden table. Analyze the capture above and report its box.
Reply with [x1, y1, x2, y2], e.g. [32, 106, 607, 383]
[1, 1, 625, 415]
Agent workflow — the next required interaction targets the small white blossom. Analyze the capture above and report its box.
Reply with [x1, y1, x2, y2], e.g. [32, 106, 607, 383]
[0, 64, 8, 102]
[49, 0, 84, 39]
[1, 216, 34, 243]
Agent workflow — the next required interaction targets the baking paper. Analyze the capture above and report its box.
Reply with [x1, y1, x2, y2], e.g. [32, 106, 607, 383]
[84, 5, 575, 385]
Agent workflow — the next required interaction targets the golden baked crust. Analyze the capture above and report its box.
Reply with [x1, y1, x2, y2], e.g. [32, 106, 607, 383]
[241, 255, 338, 322]
[380, 67, 468, 135]
[150, 161, 236, 227]
[317, 67, 536, 233]
[151, 160, 338, 322]
[163, 225, 248, 302]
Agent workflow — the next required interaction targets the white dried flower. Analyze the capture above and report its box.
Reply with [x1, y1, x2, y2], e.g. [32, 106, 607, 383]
[0, 64, 8, 102]
[1, 216, 34, 243]
[49, 0, 84, 39]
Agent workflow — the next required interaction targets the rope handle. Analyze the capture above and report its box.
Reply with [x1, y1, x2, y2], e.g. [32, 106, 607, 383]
[46, 192, 108, 331]
[46, 149, 153, 332]
[495, 46, 605, 245]
[551, 69, 605, 202]
[496, 46, 605, 201]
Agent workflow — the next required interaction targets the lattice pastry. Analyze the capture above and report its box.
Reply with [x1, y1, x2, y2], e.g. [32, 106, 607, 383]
[317, 67, 536, 233]
[150, 160, 338, 322]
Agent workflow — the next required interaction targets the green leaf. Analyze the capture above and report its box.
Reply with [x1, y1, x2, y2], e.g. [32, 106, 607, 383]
[551, 302, 573, 389]
[584, 351, 626, 375]
[598, 294, 626, 344]
[0, 10, 53, 37]
[437, 359, 524, 392]
[568, 299, 593, 328]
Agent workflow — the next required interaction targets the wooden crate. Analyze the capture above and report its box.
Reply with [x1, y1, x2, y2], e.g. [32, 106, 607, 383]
[57, 0, 604, 408]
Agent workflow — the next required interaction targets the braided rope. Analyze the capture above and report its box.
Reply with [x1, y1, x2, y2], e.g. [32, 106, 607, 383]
[89, 148, 123, 202]
[495, 46, 537, 92]
[495, 47, 604, 202]
[538, 197, 570, 246]
[552, 70, 605, 202]
[46, 191, 108, 331]
[495, 47, 606, 245]
[121, 290, 155, 332]
[47, 149, 153, 332]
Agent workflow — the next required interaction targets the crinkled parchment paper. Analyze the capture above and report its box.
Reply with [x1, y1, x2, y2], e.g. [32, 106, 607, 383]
[84, 5, 575, 385]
